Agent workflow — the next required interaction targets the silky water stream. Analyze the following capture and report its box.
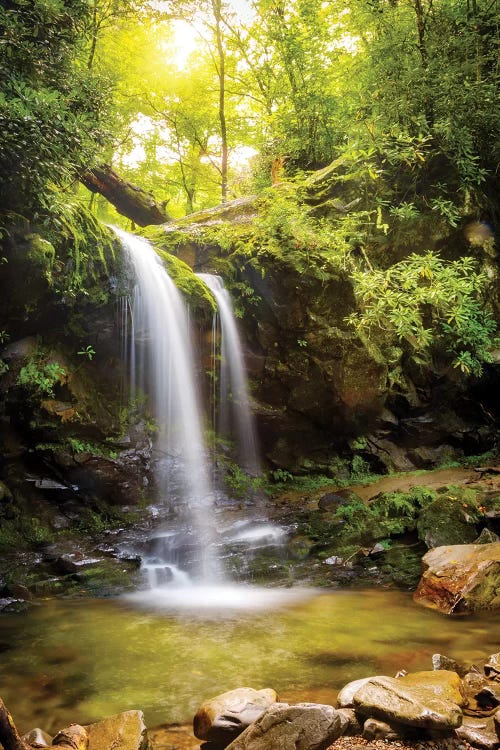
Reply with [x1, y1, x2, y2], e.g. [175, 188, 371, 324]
[113, 229, 294, 611]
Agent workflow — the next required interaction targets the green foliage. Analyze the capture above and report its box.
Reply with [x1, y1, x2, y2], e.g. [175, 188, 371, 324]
[270, 468, 294, 483]
[349, 252, 498, 376]
[220, 459, 263, 499]
[78, 345, 96, 361]
[349, 455, 371, 482]
[17, 357, 66, 399]
[332, 485, 437, 545]
[0, 516, 53, 551]
[0, 1, 112, 219]
[43, 192, 116, 297]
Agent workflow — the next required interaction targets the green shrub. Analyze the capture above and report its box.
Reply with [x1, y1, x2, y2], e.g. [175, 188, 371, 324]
[17, 357, 66, 399]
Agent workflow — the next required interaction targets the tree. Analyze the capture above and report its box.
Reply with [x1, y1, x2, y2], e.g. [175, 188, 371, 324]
[0, 0, 111, 221]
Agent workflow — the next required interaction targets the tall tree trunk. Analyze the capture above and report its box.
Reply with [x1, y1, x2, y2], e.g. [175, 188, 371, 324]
[212, 0, 228, 203]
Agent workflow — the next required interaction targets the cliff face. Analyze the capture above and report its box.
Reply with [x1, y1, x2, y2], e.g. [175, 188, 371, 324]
[143, 194, 499, 476]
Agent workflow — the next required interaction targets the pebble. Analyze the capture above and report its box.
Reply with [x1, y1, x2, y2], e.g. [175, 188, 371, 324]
[327, 737, 475, 750]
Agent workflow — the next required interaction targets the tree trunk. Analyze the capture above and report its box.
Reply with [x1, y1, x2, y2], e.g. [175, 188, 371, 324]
[212, 0, 228, 203]
[81, 165, 169, 226]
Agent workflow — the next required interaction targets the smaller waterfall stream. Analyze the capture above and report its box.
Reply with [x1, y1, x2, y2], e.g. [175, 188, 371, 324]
[197, 273, 260, 476]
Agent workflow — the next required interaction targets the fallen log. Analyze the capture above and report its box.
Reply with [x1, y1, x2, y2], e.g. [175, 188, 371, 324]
[81, 164, 169, 227]
[0, 698, 29, 750]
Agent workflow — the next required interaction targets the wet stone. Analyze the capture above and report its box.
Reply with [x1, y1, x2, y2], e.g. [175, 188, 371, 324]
[224, 702, 344, 750]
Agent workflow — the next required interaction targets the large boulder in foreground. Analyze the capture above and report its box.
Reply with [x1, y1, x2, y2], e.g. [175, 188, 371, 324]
[352, 675, 463, 730]
[193, 687, 278, 744]
[414, 543, 500, 614]
[225, 703, 344, 750]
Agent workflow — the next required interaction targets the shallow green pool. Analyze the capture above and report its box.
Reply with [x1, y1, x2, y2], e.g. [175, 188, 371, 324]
[0, 588, 498, 735]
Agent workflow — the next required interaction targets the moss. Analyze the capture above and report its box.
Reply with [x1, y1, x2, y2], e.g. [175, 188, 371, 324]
[0, 516, 54, 551]
[74, 561, 138, 595]
[155, 248, 216, 315]
[416, 486, 482, 548]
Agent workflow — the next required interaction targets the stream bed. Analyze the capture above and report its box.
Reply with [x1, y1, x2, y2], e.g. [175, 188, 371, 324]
[0, 588, 499, 735]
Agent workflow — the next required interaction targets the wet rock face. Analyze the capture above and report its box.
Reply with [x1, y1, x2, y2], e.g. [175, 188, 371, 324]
[414, 542, 500, 614]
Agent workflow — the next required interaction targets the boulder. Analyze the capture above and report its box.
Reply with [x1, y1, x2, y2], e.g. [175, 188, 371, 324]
[335, 709, 362, 736]
[432, 653, 471, 678]
[485, 654, 500, 681]
[397, 670, 466, 706]
[84, 710, 150, 750]
[336, 677, 374, 708]
[352, 675, 463, 730]
[362, 717, 399, 740]
[417, 496, 479, 548]
[455, 714, 500, 749]
[193, 688, 278, 744]
[225, 702, 344, 750]
[414, 543, 500, 614]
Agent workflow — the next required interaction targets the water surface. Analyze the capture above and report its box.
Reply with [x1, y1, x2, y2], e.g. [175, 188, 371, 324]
[0, 589, 498, 735]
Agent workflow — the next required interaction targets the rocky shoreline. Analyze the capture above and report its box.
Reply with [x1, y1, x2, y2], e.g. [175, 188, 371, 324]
[2, 651, 499, 750]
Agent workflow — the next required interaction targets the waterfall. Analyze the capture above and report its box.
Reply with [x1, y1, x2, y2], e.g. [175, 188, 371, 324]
[113, 228, 219, 584]
[197, 274, 260, 476]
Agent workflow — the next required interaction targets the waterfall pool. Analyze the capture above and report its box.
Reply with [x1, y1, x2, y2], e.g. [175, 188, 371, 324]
[0, 588, 498, 735]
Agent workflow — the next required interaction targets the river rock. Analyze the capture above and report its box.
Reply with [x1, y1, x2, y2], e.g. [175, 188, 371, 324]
[362, 717, 399, 740]
[417, 496, 478, 548]
[352, 675, 463, 730]
[336, 677, 374, 708]
[335, 708, 362, 736]
[414, 542, 500, 614]
[398, 670, 466, 706]
[318, 490, 362, 512]
[432, 653, 471, 677]
[224, 702, 344, 750]
[84, 710, 150, 750]
[455, 714, 500, 749]
[485, 654, 500, 681]
[193, 687, 278, 743]
[22, 728, 52, 747]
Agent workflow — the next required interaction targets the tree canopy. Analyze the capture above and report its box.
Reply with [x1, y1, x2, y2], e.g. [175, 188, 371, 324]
[0, 0, 498, 375]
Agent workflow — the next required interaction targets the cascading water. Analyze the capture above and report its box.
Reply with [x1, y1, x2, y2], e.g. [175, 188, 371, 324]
[113, 227, 219, 585]
[115, 229, 307, 613]
[197, 274, 260, 476]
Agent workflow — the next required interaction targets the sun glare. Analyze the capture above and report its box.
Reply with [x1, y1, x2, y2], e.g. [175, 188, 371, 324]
[170, 19, 198, 71]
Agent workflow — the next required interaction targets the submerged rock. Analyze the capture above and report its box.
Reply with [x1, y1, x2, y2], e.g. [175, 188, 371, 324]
[193, 687, 278, 744]
[414, 542, 500, 614]
[224, 702, 344, 750]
